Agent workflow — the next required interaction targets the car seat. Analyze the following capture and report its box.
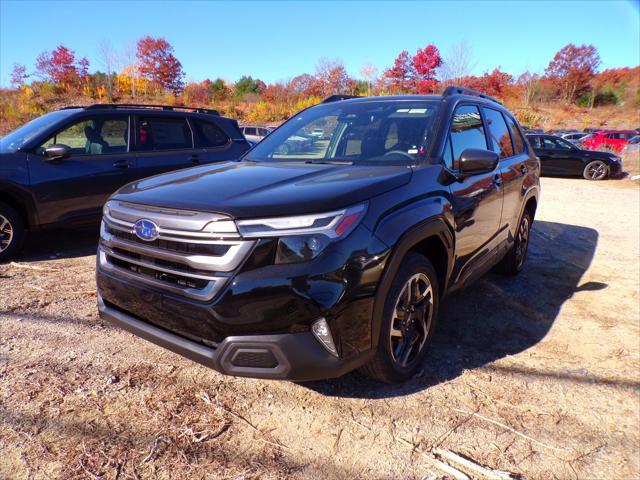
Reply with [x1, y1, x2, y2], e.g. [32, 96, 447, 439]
[84, 126, 108, 154]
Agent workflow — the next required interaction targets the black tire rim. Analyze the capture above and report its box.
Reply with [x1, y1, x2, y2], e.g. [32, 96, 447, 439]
[586, 161, 607, 180]
[389, 273, 434, 367]
[0, 214, 13, 253]
[515, 215, 530, 269]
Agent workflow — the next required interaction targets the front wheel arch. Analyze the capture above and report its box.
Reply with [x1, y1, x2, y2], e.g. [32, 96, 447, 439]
[370, 217, 453, 350]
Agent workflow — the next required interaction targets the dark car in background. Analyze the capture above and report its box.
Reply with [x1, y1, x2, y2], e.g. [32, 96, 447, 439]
[527, 134, 622, 180]
[0, 104, 250, 261]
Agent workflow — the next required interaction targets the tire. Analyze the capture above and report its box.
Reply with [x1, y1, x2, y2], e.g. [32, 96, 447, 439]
[497, 210, 532, 276]
[583, 160, 608, 180]
[0, 201, 25, 263]
[360, 252, 440, 384]
[277, 143, 290, 155]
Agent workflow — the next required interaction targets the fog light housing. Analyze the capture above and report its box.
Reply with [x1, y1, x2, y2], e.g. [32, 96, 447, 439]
[311, 317, 338, 357]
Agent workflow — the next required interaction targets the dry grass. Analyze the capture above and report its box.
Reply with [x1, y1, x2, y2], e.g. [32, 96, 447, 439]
[1, 176, 639, 479]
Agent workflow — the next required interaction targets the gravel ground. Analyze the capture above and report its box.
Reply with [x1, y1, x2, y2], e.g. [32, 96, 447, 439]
[1, 175, 639, 480]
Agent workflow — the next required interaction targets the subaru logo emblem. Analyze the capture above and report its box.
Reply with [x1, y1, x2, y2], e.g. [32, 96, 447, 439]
[134, 219, 159, 242]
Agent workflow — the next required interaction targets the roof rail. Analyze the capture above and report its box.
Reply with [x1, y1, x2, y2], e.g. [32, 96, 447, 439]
[321, 95, 361, 104]
[442, 86, 501, 105]
[61, 104, 220, 115]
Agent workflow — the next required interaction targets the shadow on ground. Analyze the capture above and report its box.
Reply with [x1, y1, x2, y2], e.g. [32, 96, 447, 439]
[303, 219, 604, 398]
[16, 227, 99, 262]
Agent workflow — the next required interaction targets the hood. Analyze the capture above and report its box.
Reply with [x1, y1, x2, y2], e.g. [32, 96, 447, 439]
[577, 148, 619, 161]
[111, 161, 413, 218]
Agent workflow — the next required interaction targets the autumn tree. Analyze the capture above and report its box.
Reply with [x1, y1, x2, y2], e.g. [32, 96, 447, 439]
[545, 44, 600, 103]
[136, 36, 185, 94]
[289, 73, 319, 97]
[517, 71, 540, 106]
[384, 50, 416, 93]
[457, 69, 512, 98]
[359, 63, 379, 96]
[234, 75, 266, 97]
[10, 63, 28, 87]
[34, 45, 88, 90]
[314, 58, 353, 96]
[208, 78, 230, 102]
[413, 44, 442, 93]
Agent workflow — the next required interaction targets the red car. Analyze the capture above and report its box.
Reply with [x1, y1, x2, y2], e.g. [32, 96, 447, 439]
[581, 130, 637, 153]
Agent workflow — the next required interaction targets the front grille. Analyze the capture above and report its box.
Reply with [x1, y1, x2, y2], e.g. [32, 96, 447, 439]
[99, 201, 255, 301]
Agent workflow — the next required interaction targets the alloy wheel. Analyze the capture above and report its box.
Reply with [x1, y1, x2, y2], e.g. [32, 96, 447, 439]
[0, 214, 13, 253]
[389, 273, 434, 367]
[587, 161, 607, 180]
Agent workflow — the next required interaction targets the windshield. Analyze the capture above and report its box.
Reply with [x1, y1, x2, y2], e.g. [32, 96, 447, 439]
[0, 110, 77, 153]
[246, 100, 440, 166]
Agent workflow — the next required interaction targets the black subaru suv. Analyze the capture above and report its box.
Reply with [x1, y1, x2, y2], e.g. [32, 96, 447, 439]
[0, 104, 250, 261]
[96, 88, 540, 383]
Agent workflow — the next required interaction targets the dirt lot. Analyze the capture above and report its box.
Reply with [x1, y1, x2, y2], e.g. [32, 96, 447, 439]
[1, 173, 639, 480]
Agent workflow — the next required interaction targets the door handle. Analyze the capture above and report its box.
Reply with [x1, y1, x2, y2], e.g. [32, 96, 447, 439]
[493, 174, 502, 188]
[189, 154, 200, 164]
[113, 159, 129, 168]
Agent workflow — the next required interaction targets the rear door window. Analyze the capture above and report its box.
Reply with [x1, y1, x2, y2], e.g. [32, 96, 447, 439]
[192, 119, 229, 148]
[137, 116, 193, 151]
[482, 107, 514, 159]
[449, 105, 488, 169]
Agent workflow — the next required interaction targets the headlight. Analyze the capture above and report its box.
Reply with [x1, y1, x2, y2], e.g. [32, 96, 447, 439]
[236, 203, 367, 264]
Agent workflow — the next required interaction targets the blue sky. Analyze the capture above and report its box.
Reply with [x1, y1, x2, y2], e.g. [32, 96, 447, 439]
[0, 0, 638, 87]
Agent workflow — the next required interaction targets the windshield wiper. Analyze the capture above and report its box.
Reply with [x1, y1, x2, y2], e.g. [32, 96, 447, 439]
[305, 159, 353, 165]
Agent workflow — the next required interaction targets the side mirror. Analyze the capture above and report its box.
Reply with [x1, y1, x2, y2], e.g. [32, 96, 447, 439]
[458, 148, 499, 176]
[44, 144, 72, 162]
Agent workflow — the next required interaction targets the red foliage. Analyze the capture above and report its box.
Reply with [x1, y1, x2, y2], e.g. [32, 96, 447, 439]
[384, 50, 416, 93]
[183, 81, 211, 104]
[413, 44, 442, 94]
[35, 46, 83, 87]
[289, 73, 321, 97]
[315, 59, 352, 96]
[545, 43, 600, 101]
[457, 69, 513, 97]
[261, 83, 289, 102]
[254, 79, 267, 94]
[136, 36, 185, 93]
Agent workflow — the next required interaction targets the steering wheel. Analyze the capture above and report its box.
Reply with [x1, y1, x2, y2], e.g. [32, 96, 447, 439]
[383, 150, 414, 160]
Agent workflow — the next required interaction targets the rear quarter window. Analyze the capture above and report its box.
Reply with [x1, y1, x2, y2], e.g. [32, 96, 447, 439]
[192, 119, 229, 148]
[482, 107, 514, 158]
[504, 115, 525, 154]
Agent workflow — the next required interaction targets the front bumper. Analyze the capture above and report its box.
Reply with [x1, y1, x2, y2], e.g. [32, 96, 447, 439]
[610, 160, 624, 178]
[98, 294, 371, 381]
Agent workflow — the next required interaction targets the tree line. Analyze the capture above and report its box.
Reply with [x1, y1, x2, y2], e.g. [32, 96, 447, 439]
[7, 36, 639, 112]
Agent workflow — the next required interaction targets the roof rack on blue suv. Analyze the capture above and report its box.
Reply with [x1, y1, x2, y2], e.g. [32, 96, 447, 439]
[60, 104, 220, 115]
